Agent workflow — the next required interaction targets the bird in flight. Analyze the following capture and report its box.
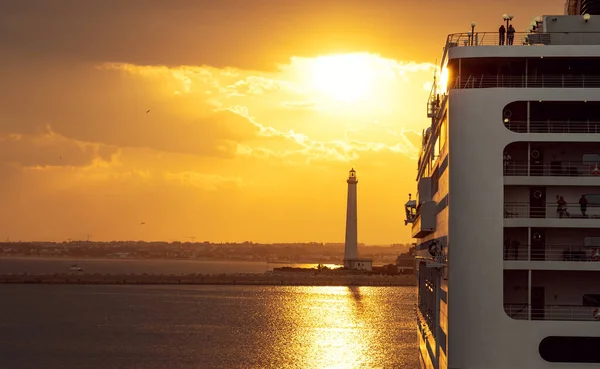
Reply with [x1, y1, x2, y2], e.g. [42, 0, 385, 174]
[146, 110, 150, 114]
[59, 156, 62, 160]
[140, 222, 146, 225]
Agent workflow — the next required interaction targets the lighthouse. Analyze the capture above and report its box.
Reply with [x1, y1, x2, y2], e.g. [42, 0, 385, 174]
[343, 168, 372, 271]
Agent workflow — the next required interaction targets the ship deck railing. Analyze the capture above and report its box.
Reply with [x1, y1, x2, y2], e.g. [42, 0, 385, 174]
[439, 31, 600, 70]
[503, 245, 600, 262]
[504, 202, 600, 219]
[504, 120, 600, 134]
[446, 31, 600, 48]
[503, 161, 600, 176]
[504, 303, 600, 321]
[451, 74, 600, 89]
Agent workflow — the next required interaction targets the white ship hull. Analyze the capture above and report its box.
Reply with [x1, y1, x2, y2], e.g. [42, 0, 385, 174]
[406, 11, 600, 369]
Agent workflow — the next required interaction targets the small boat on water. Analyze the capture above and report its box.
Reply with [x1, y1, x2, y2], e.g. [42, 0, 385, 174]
[69, 264, 83, 272]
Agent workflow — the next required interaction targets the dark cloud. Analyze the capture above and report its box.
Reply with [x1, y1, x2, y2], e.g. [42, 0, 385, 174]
[0, 130, 116, 169]
[0, 1, 564, 71]
[0, 60, 259, 158]
[0, 0, 472, 70]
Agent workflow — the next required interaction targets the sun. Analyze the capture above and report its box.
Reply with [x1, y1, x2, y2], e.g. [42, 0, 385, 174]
[309, 53, 379, 102]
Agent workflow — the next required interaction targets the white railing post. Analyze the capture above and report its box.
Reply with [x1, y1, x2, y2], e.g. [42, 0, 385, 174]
[528, 228, 531, 261]
[528, 270, 532, 320]
[526, 101, 530, 133]
[527, 141, 531, 175]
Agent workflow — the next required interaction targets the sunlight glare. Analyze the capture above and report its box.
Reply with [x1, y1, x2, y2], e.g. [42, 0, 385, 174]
[310, 54, 379, 102]
[438, 67, 449, 93]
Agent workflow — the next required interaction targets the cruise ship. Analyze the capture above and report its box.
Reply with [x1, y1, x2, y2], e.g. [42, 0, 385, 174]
[404, 2, 600, 368]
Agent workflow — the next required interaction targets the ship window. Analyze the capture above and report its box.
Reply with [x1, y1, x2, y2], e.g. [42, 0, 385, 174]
[583, 194, 600, 205]
[539, 336, 600, 363]
[439, 114, 448, 150]
[582, 153, 600, 163]
[583, 294, 600, 306]
[432, 167, 440, 194]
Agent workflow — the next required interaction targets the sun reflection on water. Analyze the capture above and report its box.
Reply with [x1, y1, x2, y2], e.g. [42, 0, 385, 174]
[305, 287, 370, 369]
[275, 286, 375, 369]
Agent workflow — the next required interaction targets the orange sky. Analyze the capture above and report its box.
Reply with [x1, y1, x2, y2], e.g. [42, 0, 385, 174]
[0, 0, 564, 244]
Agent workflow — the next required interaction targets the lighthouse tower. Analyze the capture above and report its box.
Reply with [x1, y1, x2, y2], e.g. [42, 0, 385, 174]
[343, 168, 372, 270]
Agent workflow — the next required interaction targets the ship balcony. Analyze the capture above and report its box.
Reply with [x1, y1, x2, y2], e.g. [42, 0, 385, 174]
[504, 228, 600, 269]
[504, 161, 600, 178]
[411, 201, 436, 238]
[504, 270, 600, 321]
[503, 142, 600, 185]
[450, 74, 600, 90]
[504, 304, 600, 321]
[504, 120, 600, 134]
[503, 102, 600, 135]
[504, 202, 600, 219]
[504, 185, 600, 227]
[503, 244, 600, 263]
[446, 31, 600, 49]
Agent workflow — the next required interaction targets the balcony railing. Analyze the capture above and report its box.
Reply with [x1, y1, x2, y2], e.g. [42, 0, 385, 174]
[504, 161, 600, 176]
[504, 202, 600, 219]
[450, 75, 600, 89]
[504, 303, 600, 321]
[504, 120, 600, 134]
[503, 245, 600, 262]
[447, 31, 600, 48]
[448, 32, 535, 47]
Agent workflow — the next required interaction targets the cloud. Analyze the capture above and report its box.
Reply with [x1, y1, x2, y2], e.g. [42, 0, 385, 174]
[164, 171, 244, 191]
[0, 61, 261, 159]
[0, 0, 472, 71]
[282, 100, 317, 109]
[1, 52, 431, 175]
[0, 127, 118, 170]
[223, 76, 299, 97]
[220, 103, 420, 162]
[0, 46, 433, 243]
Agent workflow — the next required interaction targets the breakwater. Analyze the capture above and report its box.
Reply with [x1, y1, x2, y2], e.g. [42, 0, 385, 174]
[0, 273, 415, 286]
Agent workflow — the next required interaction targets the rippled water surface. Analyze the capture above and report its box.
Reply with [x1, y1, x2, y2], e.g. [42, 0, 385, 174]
[0, 285, 416, 369]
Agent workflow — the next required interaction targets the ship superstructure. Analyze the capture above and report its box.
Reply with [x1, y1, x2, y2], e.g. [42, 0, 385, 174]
[405, 9, 600, 369]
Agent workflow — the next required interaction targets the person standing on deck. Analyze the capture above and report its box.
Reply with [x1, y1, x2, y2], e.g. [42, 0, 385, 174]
[579, 195, 588, 217]
[557, 195, 570, 218]
[499, 25, 506, 45]
[503, 151, 512, 174]
[507, 25, 515, 45]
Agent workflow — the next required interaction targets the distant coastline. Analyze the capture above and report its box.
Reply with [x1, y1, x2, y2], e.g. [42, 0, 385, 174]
[0, 241, 409, 265]
[0, 273, 415, 286]
[0, 255, 345, 268]
[0, 255, 338, 265]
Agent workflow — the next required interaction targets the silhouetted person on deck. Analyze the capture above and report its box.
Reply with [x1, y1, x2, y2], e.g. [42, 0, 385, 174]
[507, 25, 515, 45]
[503, 151, 512, 174]
[579, 195, 588, 217]
[556, 195, 569, 218]
[499, 25, 506, 45]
